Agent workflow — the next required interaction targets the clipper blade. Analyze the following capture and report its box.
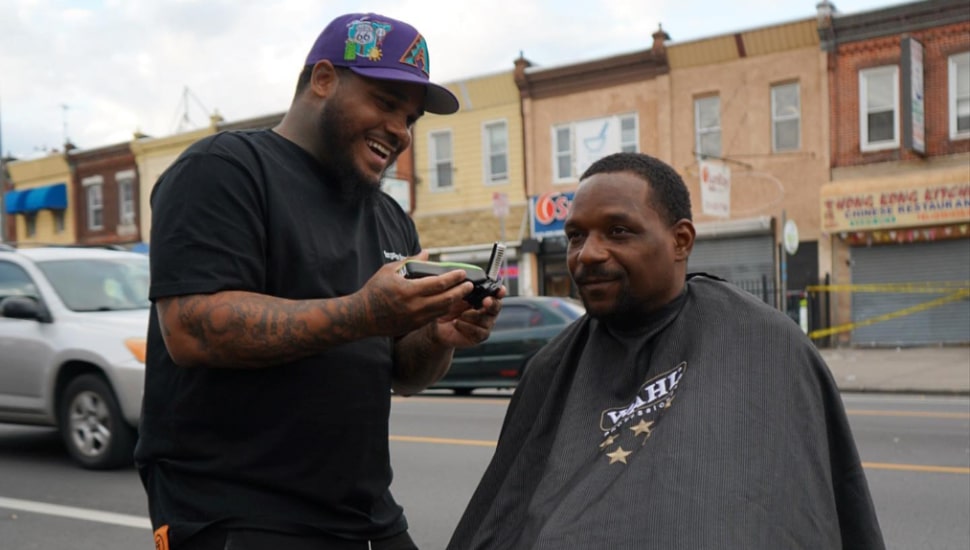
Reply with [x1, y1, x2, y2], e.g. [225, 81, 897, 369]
[486, 242, 506, 281]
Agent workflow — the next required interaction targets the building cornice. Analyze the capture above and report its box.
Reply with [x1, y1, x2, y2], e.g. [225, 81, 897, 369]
[515, 49, 668, 100]
[820, 0, 969, 51]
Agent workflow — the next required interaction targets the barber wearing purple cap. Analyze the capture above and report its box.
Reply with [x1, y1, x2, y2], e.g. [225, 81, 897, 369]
[135, 13, 502, 550]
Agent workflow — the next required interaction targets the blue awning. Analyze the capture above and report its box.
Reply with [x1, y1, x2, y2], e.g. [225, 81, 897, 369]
[3, 189, 27, 215]
[5, 183, 68, 214]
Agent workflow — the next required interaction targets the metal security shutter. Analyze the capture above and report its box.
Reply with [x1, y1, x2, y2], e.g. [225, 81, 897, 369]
[689, 235, 776, 306]
[851, 239, 970, 346]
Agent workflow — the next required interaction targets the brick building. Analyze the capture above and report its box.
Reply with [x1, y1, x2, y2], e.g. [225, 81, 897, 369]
[69, 141, 141, 247]
[818, 0, 970, 346]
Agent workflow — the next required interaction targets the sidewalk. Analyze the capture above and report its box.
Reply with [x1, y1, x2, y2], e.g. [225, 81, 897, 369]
[820, 346, 970, 396]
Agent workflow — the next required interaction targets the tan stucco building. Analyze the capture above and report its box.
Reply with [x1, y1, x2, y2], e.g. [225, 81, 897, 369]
[666, 18, 830, 320]
[411, 70, 530, 295]
[5, 152, 74, 245]
[131, 126, 216, 243]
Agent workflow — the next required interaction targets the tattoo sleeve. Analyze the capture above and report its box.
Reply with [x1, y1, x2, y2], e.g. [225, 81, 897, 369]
[391, 324, 455, 396]
[158, 290, 370, 368]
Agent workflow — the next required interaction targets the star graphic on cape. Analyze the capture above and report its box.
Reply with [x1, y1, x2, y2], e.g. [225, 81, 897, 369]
[630, 419, 654, 437]
[606, 446, 632, 465]
[599, 434, 618, 450]
[665, 395, 675, 408]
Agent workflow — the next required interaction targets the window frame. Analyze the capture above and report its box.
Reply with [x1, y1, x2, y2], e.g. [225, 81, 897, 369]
[552, 124, 574, 183]
[619, 115, 638, 153]
[24, 213, 37, 238]
[428, 129, 454, 192]
[82, 175, 104, 231]
[54, 210, 65, 233]
[552, 113, 638, 183]
[859, 65, 900, 152]
[482, 119, 510, 185]
[771, 82, 801, 152]
[949, 52, 970, 140]
[116, 170, 136, 228]
[694, 95, 722, 158]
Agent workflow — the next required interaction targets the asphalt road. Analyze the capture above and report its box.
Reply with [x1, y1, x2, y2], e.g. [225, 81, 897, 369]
[0, 391, 967, 549]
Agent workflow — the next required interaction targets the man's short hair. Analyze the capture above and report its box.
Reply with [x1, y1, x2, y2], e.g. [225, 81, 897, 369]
[580, 152, 692, 226]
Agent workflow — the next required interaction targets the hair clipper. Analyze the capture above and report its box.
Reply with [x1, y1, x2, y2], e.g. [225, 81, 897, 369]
[399, 242, 505, 308]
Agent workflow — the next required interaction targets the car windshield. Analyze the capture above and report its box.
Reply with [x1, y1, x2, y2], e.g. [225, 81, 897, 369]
[36, 257, 151, 312]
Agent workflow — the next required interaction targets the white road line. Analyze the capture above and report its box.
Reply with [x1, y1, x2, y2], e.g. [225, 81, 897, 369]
[0, 496, 151, 529]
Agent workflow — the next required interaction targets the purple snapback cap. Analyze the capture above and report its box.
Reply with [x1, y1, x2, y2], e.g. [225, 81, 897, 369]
[305, 13, 459, 115]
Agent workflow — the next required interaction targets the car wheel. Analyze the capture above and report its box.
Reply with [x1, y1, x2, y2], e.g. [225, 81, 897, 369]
[453, 388, 474, 396]
[58, 374, 137, 470]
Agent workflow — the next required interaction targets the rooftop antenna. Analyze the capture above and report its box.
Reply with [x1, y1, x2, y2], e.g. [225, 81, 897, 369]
[61, 104, 70, 146]
[171, 86, 212, 133]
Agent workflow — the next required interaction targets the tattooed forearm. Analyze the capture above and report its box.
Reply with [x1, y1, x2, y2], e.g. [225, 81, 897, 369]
[392, 324, 454, 396]
[159, 291, 370, 368]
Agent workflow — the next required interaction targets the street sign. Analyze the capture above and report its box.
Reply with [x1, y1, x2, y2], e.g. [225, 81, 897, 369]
[492, 191, 509, 218]
[784, 219, 799, 255]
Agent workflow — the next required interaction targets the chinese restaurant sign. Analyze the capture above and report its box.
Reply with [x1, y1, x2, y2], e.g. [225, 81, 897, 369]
[822, 182, 970, 232]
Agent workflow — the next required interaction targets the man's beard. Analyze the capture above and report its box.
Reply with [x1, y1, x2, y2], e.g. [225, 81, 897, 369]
[317, 100, 384, 202]
[577, 277, 648, 330]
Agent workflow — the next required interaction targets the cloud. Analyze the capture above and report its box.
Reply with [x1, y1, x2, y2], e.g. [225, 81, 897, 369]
[0, 0, 896, 158]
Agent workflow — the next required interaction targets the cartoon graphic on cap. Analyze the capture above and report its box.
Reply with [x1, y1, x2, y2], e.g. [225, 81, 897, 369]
[343, 18, 393, 62]
[400, 35, 430, 76]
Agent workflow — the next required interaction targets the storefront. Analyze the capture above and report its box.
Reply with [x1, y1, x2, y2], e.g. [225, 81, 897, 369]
[526, 191, 577, 298]
[688, 216, 778, 307]
[821, 168, 970, 346]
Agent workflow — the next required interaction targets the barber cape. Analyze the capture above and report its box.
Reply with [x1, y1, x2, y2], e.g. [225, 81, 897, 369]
[448, 275, 885, 550]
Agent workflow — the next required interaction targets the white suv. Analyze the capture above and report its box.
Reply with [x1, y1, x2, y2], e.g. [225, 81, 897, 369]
[0, 245, 149, 469]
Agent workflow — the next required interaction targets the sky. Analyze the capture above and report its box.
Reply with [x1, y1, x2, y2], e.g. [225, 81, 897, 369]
[0, 0, 903, 159]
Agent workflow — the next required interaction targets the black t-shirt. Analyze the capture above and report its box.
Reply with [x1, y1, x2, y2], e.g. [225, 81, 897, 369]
[134, 130, 420, 543]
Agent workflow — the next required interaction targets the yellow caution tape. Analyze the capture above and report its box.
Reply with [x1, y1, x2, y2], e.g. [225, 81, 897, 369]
[806, 281, 970, 294]
[808, 289, 970, 340]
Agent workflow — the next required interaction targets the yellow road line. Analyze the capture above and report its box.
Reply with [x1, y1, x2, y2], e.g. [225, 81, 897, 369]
[393, 396, 510, 405]
[390, 436, 970, 474]
[863, 462, 970, 475]
[847, 409, 970, 419]
[390, 435, 497, 448]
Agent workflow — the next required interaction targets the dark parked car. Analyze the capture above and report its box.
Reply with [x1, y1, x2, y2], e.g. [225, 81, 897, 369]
[431, 296, 585, 395]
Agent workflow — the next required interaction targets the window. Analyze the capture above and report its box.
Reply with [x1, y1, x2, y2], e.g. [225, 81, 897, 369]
[694, 96, 721, 158]
[54, 211, 65, 233]
[554, 126, 573, 181]
[483, 120, 509, 184]
[25, 213, 37, 238]
[949, 52, 970, 139]
[0, 261, 38, 300]
[771, 82, 801, 152]
[429, 130, 453, 190]
[117, 170, 136, 227]
[620, 117, 637, 153]
[860, 66, 899, 151]
[83, 175, 104, 230]
[553, 114, 637, 182]
[493, 304, 539, 331]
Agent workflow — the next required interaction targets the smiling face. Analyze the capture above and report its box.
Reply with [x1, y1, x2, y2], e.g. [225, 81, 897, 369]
[565, 171, 694, 326]
[316, 67, 424, 194]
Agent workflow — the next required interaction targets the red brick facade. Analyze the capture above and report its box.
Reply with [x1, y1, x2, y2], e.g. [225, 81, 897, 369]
[829, 21, 970, 167]
[70, 143, 141, 246]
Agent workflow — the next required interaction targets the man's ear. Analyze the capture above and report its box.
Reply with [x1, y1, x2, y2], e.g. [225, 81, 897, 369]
[308, 60, 340, 98]
[672, 220, 695, 261]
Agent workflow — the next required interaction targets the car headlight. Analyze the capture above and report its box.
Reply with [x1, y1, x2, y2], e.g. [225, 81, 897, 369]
[124, 338, 147, 363]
